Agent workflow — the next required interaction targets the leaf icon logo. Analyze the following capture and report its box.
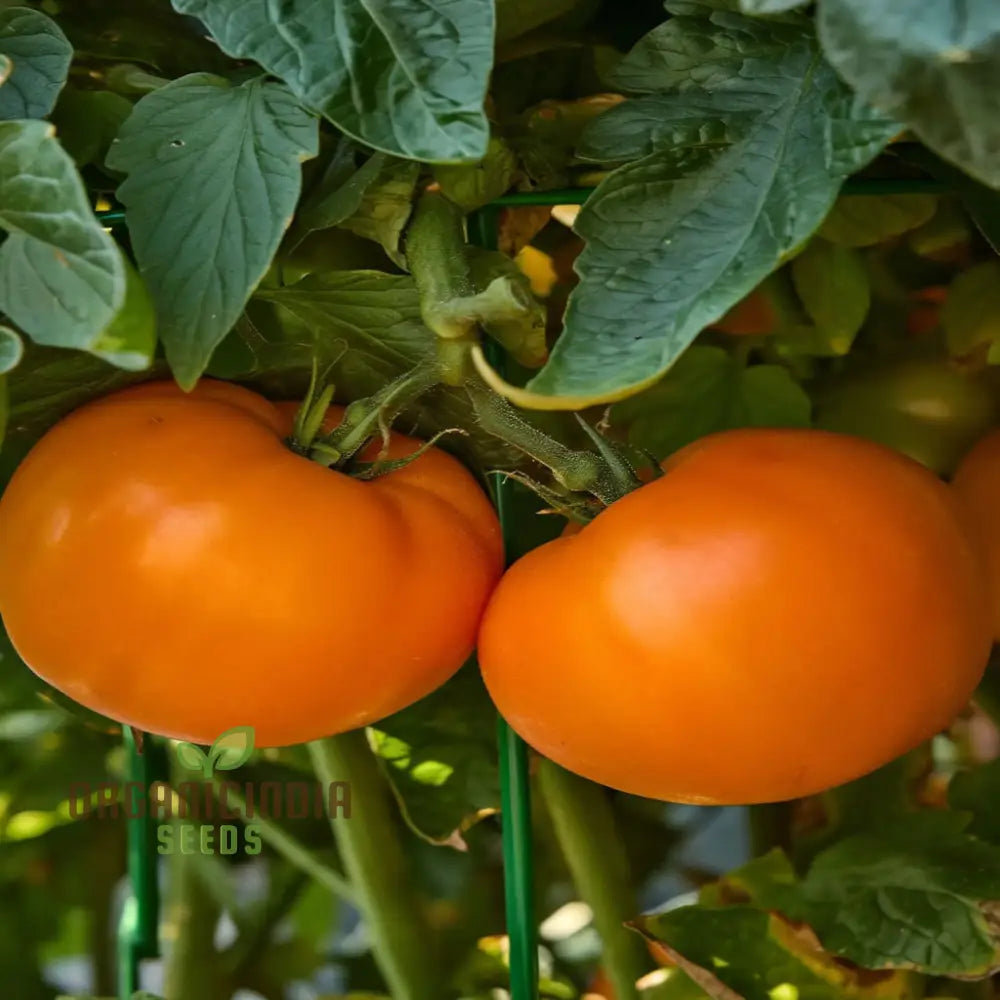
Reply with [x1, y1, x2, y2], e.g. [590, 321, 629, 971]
[173, 726, 255, 778]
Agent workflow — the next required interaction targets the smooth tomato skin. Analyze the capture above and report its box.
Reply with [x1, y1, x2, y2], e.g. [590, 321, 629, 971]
[952, 430, 1000, 640]
[0, 381, 502, 746]
[479, 428, 990, 805]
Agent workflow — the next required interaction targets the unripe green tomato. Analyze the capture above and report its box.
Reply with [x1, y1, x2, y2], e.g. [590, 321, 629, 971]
[814, 359, 997, 476]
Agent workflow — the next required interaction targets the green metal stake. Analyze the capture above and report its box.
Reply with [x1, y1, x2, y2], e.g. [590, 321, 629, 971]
[118, 728, 161, 998]
[470, 205, 540, 1000]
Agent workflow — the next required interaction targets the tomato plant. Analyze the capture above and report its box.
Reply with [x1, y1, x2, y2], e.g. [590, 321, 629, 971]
[1, 1, 1000, 1000]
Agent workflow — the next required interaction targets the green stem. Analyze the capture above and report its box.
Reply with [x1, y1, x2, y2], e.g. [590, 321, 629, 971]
[214, 779, 355, 902]
[537, 759, 650, 1000]
[162, 827, 227, 1000]
[466, 378, 626, 507]
[308, 731, 437, 1000]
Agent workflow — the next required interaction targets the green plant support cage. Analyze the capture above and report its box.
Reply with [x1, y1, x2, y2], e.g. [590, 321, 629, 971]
[109, 174, 948, 1000]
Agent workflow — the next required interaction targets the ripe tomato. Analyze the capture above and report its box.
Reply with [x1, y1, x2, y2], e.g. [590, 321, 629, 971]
[952, 430, 1000, 641]
[479, 429, 990, 804]
[0, 381, 502, 746]
[814, 359, 997, 476]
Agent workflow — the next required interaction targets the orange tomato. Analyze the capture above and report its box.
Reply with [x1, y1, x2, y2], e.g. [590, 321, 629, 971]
[479, 428, 990, 804]
[0, 380, 502, 746]
[952, 430, 1000, 640]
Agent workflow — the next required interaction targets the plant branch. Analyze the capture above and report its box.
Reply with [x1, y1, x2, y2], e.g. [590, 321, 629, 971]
[309, 731, 438, 1000]
[538, 759, 650, 1000]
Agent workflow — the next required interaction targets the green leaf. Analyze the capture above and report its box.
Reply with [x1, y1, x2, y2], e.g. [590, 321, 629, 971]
[208, 725, 255, 772]
[51, 87, 133, 168]
[90, 255, 157, 371]
[611, 346, 811, 459]
[106, 73, 318, 389]
[250, 273, 535, 470]
[0, 324, 23, 374]
[698, 848, 797, 907]
[336, 156, 419, 268]
[296, 147, 389, 237]
[818, 194, 938, 247]
[0, 120, 127, 356]
[740, 0, 810, 12]
[465, 247, 548, 368]
[523, 9, 898, 403]
[818, 1, 1000, 188]
[173, 741, 208, 773]
[790, 240, 870, 353]
[773, 815, 1000, 978]
[433, 136, 517, 212]
[370, 667, 499, 846]
[0, 7, 71, 120]
[495, 0, 579, 43]
[170, 0, 493, 163]
[941, 261, 1000, 357]
[950, 759, 1000, 844]
[635, 905, 920, 1000]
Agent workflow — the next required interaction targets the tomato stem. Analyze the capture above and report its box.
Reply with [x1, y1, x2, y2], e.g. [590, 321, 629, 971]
[538, 759, 651, 1000]
[467, 379, 640, 508]
[308, 731, 438, 1000]
[306, 358, 441, 472]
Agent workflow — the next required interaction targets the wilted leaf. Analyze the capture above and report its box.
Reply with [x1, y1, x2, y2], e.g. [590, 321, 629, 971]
[171, 0, 493, 162]
[520, 7, 897, 404]
[0, 120, 127, 358]
[106, 73, 318, 388]
[818, 195, 938, 247]
[0, 7, 71, 120]
[818, 0, 1000, 187]
[772, 814, 1000, 978]
[611, 346, 811, 459]
[370, 667, 499, 846]
[635, 905, 920, 1000]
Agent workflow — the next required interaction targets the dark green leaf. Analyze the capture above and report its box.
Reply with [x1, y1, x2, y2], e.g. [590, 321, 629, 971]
[433, 136, 517, 212]
[0, 7, 71, 121]
[523, 9, 897, 403]
[495, 0, 580, 43]
[611, 346, 811, 459]
[635, 905, 918, 1000]
[106, 74, 318, 388]
[296, 148, 388, 237]
[336, 157, 419, 268]
[790, 239, 870, 353]
[370, 667, 499, 845]
[773, 815, 1000, 977]
[950, 759, 1000, 844]
[0, 120, 127, 356]
[818, 0, 1000, 188]
[51, 87, 133, 168]
[818, 194, 938, 247]
[170, 0, 493, 162]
